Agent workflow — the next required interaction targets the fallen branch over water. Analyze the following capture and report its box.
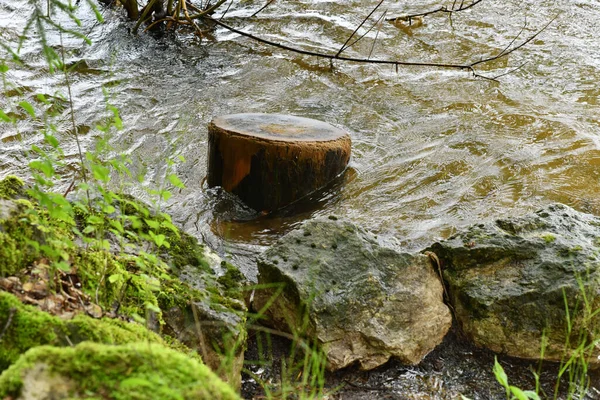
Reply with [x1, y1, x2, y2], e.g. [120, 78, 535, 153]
[205, 14, 558, 81]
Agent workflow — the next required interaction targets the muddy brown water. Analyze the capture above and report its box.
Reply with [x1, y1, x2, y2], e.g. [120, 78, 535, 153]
[1, 0, 600, 398]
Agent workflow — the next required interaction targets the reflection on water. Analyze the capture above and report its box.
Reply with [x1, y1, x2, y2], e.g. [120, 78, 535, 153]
[1, 0, 600, 276]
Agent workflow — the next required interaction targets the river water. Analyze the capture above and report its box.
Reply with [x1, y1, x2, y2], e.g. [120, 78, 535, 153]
[1, 0, 600, 398]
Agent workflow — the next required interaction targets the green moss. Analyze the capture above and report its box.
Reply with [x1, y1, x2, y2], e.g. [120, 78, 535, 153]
[0, 201, 45, 276]
[166, 230, 211, 273]
[540, 233, 556, 243]
[217, 261, 246, 302]
[0, 291, 175, 371]
[0, 175, 25, 199]
[0, 342, 239, 399]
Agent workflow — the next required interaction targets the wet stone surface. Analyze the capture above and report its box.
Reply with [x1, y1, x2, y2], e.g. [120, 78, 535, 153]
[241, 325, 600, 400]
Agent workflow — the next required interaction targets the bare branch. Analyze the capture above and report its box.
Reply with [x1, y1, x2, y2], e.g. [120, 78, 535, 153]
[346, 9, 388, 54]
[497, 19, 527, 59]
[490, 61, 528, 80]
[385, 0, 485, 23]
[205, 14, 557, 80]
[336, 0, 384, 58]
[368, 10, 387, 59]
[470, 14, 558, 68]
[251, 0, 277, 18]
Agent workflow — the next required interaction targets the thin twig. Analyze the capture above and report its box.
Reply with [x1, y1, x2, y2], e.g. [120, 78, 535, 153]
[385, 0, 485, 22]
[251, 0, 276, 18]
[470, 14, 558, 68]
[219, 0, 234, 20]
[368, 10, 387, 59]
[497, 19, 527, 58]
[187, 0, 228, 19]
[490, 61, 528, 80]
[336, 0, 384, 58]
[345, 9, 388, 54]
[59, 32, 91, 207]
[0, 308, 16, 341]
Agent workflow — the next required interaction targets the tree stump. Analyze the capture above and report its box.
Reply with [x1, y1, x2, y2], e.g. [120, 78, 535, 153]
[207, 113, 351, 212]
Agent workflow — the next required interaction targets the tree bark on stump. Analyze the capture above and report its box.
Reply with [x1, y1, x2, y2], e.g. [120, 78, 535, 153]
[207, 113, 351, 212]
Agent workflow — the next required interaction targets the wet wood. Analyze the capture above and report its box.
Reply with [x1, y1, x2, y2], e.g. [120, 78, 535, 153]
[207, 113, 351, 212]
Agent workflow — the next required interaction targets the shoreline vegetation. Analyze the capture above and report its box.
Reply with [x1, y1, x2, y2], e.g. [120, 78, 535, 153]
[0, 0, 599, 399]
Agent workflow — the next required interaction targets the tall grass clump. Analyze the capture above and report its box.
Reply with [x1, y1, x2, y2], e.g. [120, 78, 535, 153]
[463, 273, 600, 400]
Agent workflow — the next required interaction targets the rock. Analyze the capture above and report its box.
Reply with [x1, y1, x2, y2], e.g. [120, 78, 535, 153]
[254, 218, 452, 371]
[0, 291, 173, 371]
[164, 260, 247, 390]
[428, 203, 600, 363]
[163, 297, 246, 390]
[0, 342, 239, 400]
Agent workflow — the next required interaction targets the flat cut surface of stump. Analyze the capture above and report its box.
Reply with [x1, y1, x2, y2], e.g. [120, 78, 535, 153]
[211, 113, 348, 142]
[207, 113, 351, 212]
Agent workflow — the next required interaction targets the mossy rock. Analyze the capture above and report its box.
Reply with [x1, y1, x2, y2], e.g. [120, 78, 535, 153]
[0, 342, 239, 399]
[0, 175, 25, 200]
[0, 291, 191, 372]
[0, 176, 248, 387]
[427, 203, 600, 363]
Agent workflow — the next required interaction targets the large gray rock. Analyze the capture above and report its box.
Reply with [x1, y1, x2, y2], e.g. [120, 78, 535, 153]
[428, 203, 600, 363]
[254, 218, 452, 371]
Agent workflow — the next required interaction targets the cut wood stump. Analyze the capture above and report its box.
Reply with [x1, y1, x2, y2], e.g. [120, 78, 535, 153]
[207, 113, 351, 212]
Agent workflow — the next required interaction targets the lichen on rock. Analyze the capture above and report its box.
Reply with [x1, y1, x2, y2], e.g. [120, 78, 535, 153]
[254, 218, 452, 371]
[428, 203, 600, 363]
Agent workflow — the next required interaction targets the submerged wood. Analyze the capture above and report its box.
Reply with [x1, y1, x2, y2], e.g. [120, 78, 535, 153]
[207, 113, 351, 212]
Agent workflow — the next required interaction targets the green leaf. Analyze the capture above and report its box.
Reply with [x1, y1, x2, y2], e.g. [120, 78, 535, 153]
[36, 93, 50, 104]
[0, 63, 8, 73]
[108, 105, 122, 130]
[145, 302, 161, 312]
[18, 101, 35, 117]
[102, 204, 116, 215]
[509, 386, 529, 400]
[82, 225, 95, 234]
[87, 215, 104, 225]
[109, 220, 124, 234]
[149, 231, 168, 248]
[29, 159, 54, 177]
[0, 110, 12, 123]
[91, 164, 110, 182]
[160, 220, 179, 235]
[522, 391, 540, 400]
[161, 190, 172, 201]
[45, 134, 59, 148]
[128, 216, 142, 229]
[108, 274, 122, 283]
[85, 0, 105, 22]
[168, 174, 185, 189]
[54, 261, 71, 272]
[177, 155, 186, 163]
[131, 313, 146, 324]
[493, 357, 509, 389]
[145, 219, 160, 230]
